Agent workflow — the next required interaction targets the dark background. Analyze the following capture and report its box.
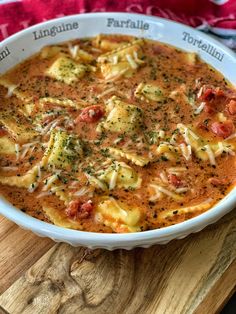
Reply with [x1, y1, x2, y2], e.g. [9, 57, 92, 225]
[222, 292, 236, 314]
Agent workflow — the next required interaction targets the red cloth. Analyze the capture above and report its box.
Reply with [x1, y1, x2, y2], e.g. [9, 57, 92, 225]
[0, 0, 236, 48]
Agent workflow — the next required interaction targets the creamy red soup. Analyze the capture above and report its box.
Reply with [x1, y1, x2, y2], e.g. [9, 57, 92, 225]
[0, 34, 236, 233]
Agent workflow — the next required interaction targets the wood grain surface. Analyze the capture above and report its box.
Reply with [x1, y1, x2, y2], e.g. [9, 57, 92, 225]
[0, 210, 235, 314]
[0, 216, 53, 295]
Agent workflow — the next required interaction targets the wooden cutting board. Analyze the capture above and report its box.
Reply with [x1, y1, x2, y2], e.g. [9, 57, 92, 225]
[0, 210, 235, 314]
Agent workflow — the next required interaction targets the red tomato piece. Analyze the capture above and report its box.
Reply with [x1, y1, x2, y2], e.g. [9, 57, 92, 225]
[199, 87, 224, 102]
[0, 126, 7, 137]
[76, 105, 104, 123]
[226, 99, 236, 115]
[168, 174, 182, 188]
[211, 120, 235, 138]
[81, 201, 93, 213]
[65, 199, 81, 218]
[200, 88, 215, 101]
[65, 200, 93, 219]
[204, 103, 215, 114]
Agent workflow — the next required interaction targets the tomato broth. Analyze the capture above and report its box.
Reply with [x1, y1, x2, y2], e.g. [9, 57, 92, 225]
[0, 34, 235, 233]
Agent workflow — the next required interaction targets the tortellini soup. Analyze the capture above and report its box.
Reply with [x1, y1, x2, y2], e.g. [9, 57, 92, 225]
[0, 34, 236, 233]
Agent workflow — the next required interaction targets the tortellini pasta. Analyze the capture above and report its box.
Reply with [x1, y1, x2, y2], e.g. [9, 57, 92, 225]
[0, 111, 38, 143]
[159, 199, 213, 220]
[93, 34, 128, 51]
[155, 143, 180, 161]
[0, 165, 39, 188]
[87, 161, 141, 190]
[0, 77, 32, 103]
[135, 83, 165, 102]
[38, 97, 79, 109]
[97, 161, 142, 190]
[0, 136, 15, 154]
[97, 39, 145, 80]
[42, 206, 82, 229]
[184, 52, 198, 65]
[108, 147, 150, 166]
[98, 96, 143, 134]
[1, 34, 235, 234]
[44, 129, 83, 170]
[46, 56, 88, 84]
[177, 123, 235, 163]
[41, 44, 94, 63]
[95, 197, 142, 232]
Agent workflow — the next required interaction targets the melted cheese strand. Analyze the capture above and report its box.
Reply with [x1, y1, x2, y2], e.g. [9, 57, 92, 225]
[43, 172, 61, 191]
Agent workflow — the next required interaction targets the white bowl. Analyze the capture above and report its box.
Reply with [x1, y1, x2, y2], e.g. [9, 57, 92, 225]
[0, 12, 236, 249]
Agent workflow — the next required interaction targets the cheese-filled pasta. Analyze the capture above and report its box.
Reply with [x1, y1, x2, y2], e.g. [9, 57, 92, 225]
[0, 34, 236, 233]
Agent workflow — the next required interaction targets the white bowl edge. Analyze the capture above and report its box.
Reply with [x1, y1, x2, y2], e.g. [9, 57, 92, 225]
[0, 12, 235, 249]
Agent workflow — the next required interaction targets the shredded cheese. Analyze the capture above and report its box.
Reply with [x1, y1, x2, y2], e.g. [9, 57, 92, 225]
[189, 129, 199, 140]
[126, 54, 138, 69]
[45, 118, 65, 135]
[113, 55, 118, 65]
[225, 132, 236, 141]
[197, 86, 203, 98]
[0, 166, 18, 171]
[106, 67, 129, 82]
[6, 84, 18, 98]
[149, 185, 183, 201]
[15, 144, 20, 161]
[179, 143, 192, 161]
[28, 182, 39, 193]
[36, 191, 52, 198]
[68, 44, 79, 59]
[37, 165, 41, 181]
[215, 142, 235, 157]
[86, 174, 107, 190]
[109, 169, 118, 190]
[50, 185, 65, 192]
[133, 51, 144, 64]
[43, 172, 61, 191]
[97, 87, 116, 98]
[204, 144, 216, 165]
[159, 171, 168, 184]
[175, 187, 189, 194]
[20, 146, 30, 159]
[168, 167, 187, 173]
[22, 141, 40, 148]
[194, 102, 205, 114]
[74, 187, 90, 196]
